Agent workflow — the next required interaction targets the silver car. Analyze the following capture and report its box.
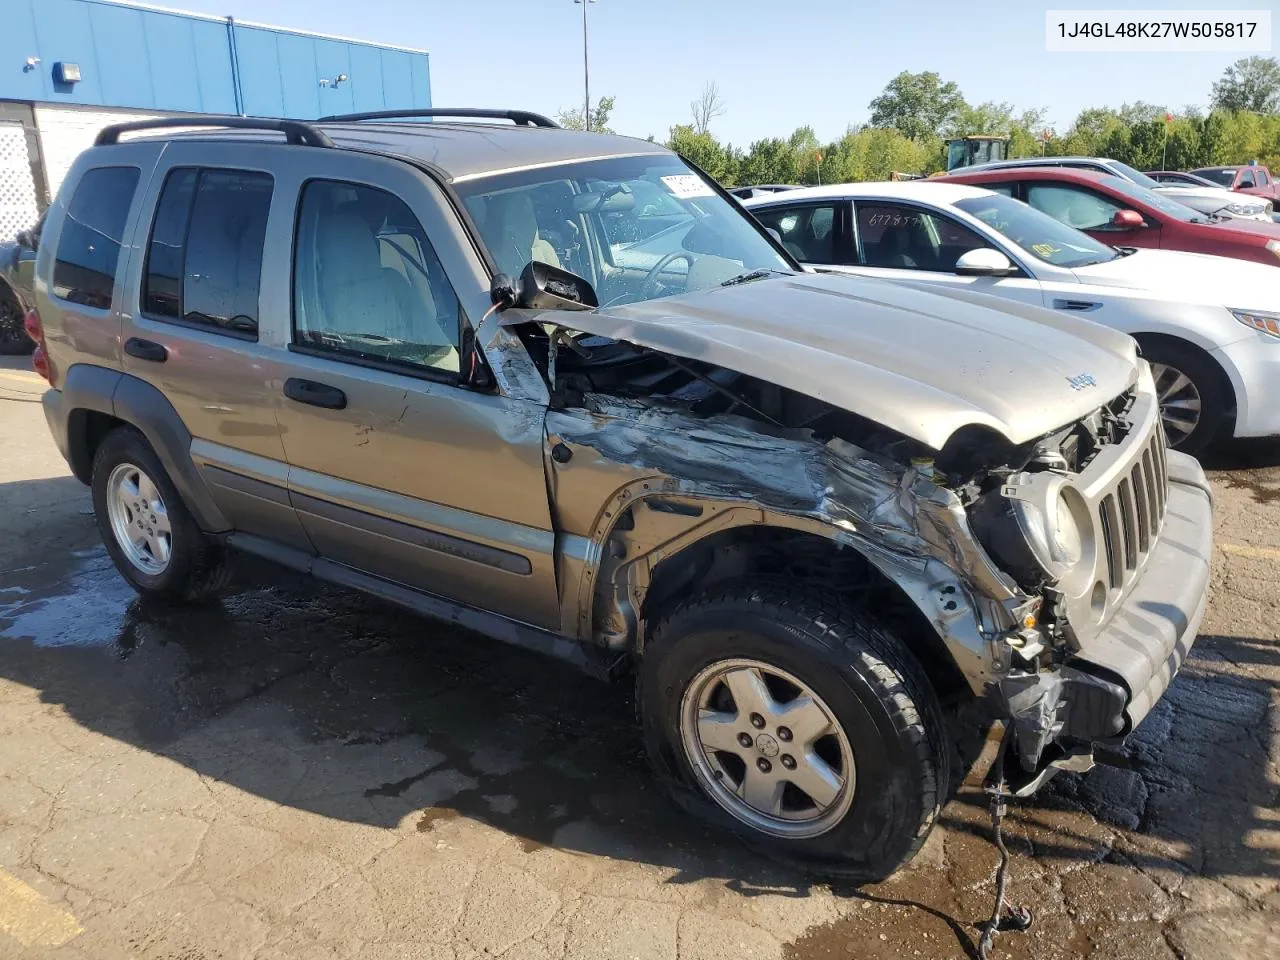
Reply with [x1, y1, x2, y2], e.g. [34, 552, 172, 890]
[28, 111, 1212, 879]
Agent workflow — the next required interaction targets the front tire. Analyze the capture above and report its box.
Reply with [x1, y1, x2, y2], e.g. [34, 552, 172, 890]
[1140, 339, 1229, 455]
[638, 584, 948, 880]
[91, 427, 230, 602]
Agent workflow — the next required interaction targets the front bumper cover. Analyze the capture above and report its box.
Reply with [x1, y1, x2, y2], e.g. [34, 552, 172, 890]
[998, 450, 1213, 777]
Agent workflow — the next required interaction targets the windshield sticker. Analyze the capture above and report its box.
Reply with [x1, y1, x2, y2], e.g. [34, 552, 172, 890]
[1031, 242, 1060, 258]
[660, 175, 715, 199]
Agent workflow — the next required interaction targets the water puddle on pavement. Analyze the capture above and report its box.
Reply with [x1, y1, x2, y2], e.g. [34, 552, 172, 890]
[0, 547, 137, 649]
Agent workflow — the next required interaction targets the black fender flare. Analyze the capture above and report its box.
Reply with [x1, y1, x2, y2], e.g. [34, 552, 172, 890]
[62, 364, 231, 533]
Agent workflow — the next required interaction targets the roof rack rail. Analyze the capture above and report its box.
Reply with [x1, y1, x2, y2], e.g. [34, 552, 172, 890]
[95, 116, 334, 148]
[318, 108, 560, 128]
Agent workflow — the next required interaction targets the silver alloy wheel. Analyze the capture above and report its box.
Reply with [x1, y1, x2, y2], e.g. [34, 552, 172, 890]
[679, 658, 856, 839]
[105, 462, 172, 575]
[1150, 361, 1202, 447]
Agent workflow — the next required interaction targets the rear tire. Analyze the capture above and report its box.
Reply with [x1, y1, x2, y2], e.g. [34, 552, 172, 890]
[638, 583, 948, 881]
[91, 427, 230, 602]
[0, 287, 33, 356]
[1139, 339, 1229, 455]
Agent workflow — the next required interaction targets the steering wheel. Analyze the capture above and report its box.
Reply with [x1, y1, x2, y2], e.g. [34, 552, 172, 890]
[640, 251, 696, 300]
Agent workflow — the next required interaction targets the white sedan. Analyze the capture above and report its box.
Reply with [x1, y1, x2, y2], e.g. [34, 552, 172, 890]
[745, 181, 1280, 452]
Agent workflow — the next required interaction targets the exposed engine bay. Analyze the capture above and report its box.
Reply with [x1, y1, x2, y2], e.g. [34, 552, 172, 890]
[529, 322, 1165, 792]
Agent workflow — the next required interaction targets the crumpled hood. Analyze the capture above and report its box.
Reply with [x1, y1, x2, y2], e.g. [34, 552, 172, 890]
[542, 272, 1138, 451]
[1073, 248, 1280, 306]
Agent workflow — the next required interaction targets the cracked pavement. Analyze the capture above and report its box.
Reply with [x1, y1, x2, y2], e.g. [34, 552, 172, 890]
[1, 358, 1277, 959]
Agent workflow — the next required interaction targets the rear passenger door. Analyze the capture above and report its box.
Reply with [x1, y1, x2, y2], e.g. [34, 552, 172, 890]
[269, 151, 561, 631]
[120, 141, 310, 550]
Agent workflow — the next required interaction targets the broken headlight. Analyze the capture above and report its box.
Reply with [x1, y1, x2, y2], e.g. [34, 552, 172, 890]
[971, 475, 1092, 588]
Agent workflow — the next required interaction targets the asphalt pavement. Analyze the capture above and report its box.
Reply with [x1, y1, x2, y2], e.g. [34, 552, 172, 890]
[0, 354, 1276, 960]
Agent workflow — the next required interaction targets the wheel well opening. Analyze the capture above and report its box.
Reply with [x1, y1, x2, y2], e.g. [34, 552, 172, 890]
[1134, 332, 1237, 420]
[68, 409, 126, 483]
[641, 527, 972, 703]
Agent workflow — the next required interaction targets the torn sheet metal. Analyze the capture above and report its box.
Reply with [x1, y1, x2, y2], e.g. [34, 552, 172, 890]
[546, 397, 1032, 688]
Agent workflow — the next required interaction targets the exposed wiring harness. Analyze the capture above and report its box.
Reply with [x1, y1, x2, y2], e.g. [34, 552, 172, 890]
[978, 726, 1033, 960]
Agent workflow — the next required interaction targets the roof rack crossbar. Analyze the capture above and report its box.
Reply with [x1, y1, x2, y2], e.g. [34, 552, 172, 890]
[95, 116, 335, 148]
[318, 108, 559, 128]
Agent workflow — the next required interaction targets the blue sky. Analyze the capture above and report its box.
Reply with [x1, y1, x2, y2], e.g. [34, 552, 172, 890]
[170, 0, 1277, 144]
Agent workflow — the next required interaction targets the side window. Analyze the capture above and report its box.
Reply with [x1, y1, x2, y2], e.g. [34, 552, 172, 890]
[1025, 184, 1123, 231]
[142, 167, 273, 337]
[52, 166, 140, 309]
[1257, 169, 1270, 186]
[752, 204, 841, 264]
[855, 203, 986, 271]
[981, 183, 1016, 198]
[293, 179, 462, 378]
[1238, 170, 1256, 188]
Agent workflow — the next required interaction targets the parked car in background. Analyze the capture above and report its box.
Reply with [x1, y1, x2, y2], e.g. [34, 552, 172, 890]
[26, 111, 1213, 879]
[948, 156, 1273, 221]
[1144, 170, 1222, 188]
[1191, 165, 1280, 203]
[946, 166, 1280, 270]
[0, 211, 42, 355]
[728, 184, 799, 200]
[745, 181, 1280, 452]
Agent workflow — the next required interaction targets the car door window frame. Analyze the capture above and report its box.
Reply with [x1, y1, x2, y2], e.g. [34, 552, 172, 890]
[1023, 181, 1144, 233]
[139, 165, 274, 342]
[288, 176, 468, 388]
[49, 164, 143, 313]
[851, 198, 1029, 277]
[751, 200, 851, 265]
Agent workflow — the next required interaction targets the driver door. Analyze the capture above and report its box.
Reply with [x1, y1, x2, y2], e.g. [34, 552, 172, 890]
[1022, 183, 1162, 251]
[819, 200, 1046, 307]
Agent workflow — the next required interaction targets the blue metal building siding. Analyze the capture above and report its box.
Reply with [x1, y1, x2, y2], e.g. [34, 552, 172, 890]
[0, 0, 430, 117]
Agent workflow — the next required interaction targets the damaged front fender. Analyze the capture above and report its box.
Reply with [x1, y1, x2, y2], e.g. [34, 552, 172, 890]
[546, 397, 1035, 692]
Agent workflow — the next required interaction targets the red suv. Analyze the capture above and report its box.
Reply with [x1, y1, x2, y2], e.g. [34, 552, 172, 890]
[946, 166, 1280, 268]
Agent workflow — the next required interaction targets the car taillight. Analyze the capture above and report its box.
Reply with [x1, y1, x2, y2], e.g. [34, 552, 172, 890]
[24, 310, 51, 384]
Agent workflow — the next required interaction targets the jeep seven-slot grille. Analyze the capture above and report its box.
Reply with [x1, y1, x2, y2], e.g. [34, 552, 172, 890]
[1098, 424, 1169, 590]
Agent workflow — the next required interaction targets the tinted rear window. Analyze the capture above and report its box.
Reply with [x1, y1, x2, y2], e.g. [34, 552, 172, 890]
[142, 168, 273, 337]
[53, 166, 140, 309]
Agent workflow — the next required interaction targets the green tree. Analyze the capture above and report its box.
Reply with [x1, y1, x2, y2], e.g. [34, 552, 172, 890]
[666, 124, 739, 185]
[1211, 57, 1280, 113]
[868, 71, 966, 141]
[1117, 101, 1167, 126]
[556, 95, 616, 133]
[1197, 111, 1231, 166]
[788, 126, 824, 183]
[1162, 118, 1201, 170]
[739, 138, 798, 186]
[1098, 125, 1134, 164]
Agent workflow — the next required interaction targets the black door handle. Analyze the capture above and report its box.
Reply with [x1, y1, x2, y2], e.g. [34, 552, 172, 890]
[284, 377, 347, 410]
[124, 337, 168, 362]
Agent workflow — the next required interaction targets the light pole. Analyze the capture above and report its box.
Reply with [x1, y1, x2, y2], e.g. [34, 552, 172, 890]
[574, 0, 596, 130]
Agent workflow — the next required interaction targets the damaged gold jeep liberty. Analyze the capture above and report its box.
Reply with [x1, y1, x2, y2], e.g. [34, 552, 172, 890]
[31, 111, 1212, 879]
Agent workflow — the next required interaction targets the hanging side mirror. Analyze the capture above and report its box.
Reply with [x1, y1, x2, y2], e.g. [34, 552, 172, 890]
[489, 261, 599, 312]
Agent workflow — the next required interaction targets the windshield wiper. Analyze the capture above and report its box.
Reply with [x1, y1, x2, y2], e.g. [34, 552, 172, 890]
[720, 268, 790, 287]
